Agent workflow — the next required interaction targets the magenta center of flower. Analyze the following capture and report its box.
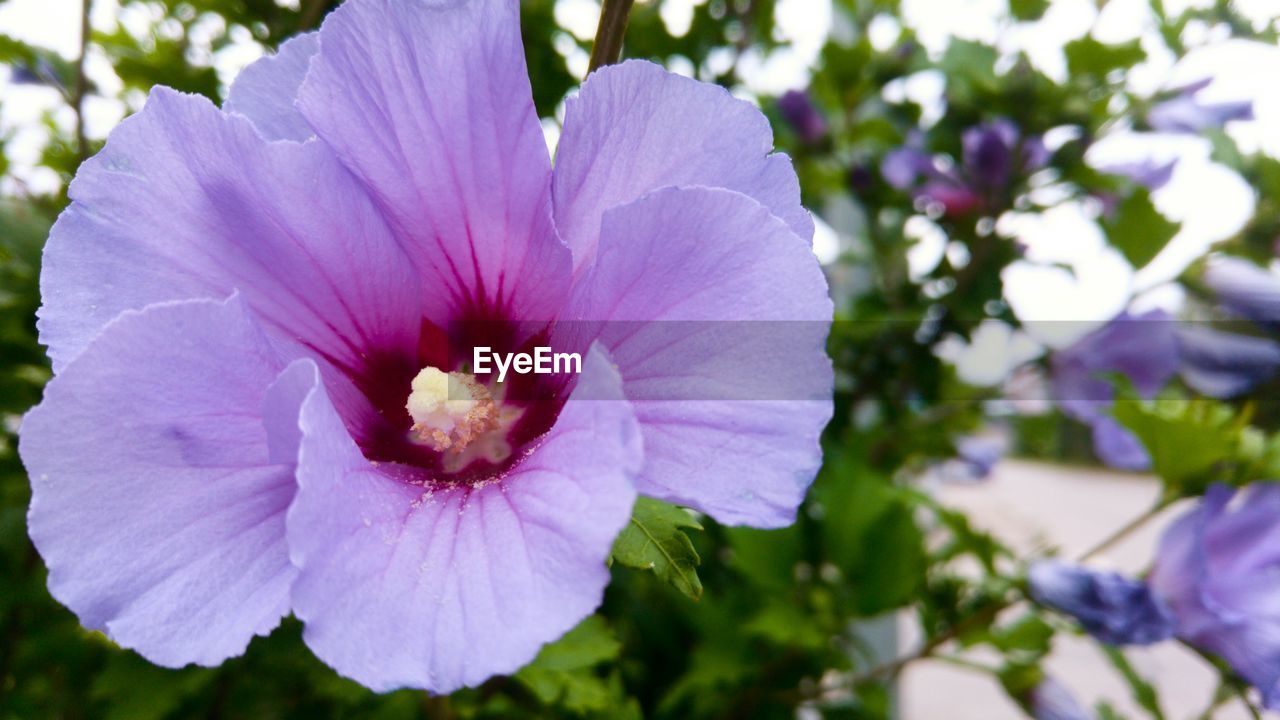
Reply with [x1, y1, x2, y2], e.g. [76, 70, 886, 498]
[344, 319, 572, 486]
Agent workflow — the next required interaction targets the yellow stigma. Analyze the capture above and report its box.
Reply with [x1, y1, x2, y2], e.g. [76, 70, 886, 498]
[406, 367, 498, 452]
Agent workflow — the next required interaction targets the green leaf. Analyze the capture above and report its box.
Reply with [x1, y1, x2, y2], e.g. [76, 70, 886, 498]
[1009, 0, 1049, 21]
[514, 615, 622, 713]
[1112, 399, 1238, 489]
[91, 653, 214, 720]
[1064, 37, 1146, 77]
[610, 496, 703, 601]
[1102, 189, 1180, 268]
[743, 600, 828, 651]
[988, 614, 1054, 656]
[813, 452, 926, 615]
[1103, 646, 1166, 720]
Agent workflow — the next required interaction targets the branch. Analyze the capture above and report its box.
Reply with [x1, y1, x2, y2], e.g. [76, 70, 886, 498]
[73, 0, 93, 164]
[587, 0, 635, 73]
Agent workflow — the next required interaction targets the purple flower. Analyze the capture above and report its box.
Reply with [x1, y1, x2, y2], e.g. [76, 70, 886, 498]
[777, 90, 827, 144]
[19, 0, 831, 693]
[1028, 560, 1175, 645]
[1149, 484, 1280, 709]
[1050, 310, 1179, 470]
[1148, 78, 1254, 134]
[881, 133, 933, 190]
[882, 119, 1045, 216]
[1098, 158, 1178, 191]
[1203, 255, 1280, 328]
[956, 433, 1004, 479]
[1176, 325, 1280, 398]
[1026, 676, 1091, 720]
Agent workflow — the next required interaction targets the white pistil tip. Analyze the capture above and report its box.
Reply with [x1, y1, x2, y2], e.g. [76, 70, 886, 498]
[406, 367, 498, 452]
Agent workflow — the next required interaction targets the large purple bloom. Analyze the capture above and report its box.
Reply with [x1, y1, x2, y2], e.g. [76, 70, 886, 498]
[19, 0, 831, 693]
[1149, 484, 1280, 708]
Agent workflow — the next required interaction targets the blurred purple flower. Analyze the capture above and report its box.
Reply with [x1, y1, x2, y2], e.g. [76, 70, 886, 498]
[1149, 483, 1280, 709]
[1203, 255, 1280, 328]
[1027, 676, 1091, 720]
[1176, 325, 1280, 398]
[882, 119, 1046, 216]
[7, 58, 62, 90]
[1148, 78, 1254, 134]
[777, 90, 827, 144]
[1091, 417, 1156, 471]
[1099, 158, 1178, 191]
[956, 434, 1005, 478]
[963, 119, 1048, 189]
[1051, 310, 1179, 471]
[881, 133, 933, 190]
[19, 0, 832, 692]
[1028, 560, 1175, 645]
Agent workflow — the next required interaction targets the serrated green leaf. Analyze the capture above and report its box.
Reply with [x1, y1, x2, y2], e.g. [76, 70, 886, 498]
[1103, 189, 1180, 268]
[1112, 399, 1238, 489]
[610, 496, 703, 601]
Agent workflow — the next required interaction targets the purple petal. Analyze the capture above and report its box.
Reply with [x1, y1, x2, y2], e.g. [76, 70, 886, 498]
[962, 119, 1018, 189]
[880, 145, 934, 190]
[1090, 416, 1151, 471]
[223, 32, 319, 141]
[298, 0, 570, 325]
[1028, 677, 1090, 720]
[38, 88, 423, 376]
[1203, 255, 1280, 327]
[287, 347, 640, 692]
[1028, 560, 1175, 645]
[1150, 484, 1280, 708]
[552, 60, 811, 271]
[19, 296, 304, 666]
[1052, 310, 1179, 423]
[776, 90, 827, 144]
[1148, 82, 1254, 133]
[1098, 158, 1178, 190]
[562, 187, 832, 527]
[1176, 325, 1280, 398]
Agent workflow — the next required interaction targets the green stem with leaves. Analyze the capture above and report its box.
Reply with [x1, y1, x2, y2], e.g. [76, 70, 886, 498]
[850, 494, 1175, 685]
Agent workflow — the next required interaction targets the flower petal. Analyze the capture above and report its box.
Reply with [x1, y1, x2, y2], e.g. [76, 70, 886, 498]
[553, 60, 812, 271]
[19, 296, 307, 667]
[562, 186, 832, 527]
[1176, 325, 1280, 398]
[224, 32, 319, 141]
[38, 87, 422, 375]
[298, 0, 569, 324]
[287, 347, 640, 692]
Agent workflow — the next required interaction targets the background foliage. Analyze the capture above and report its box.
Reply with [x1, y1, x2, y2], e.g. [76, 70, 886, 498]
[2, 0, 1279, 717]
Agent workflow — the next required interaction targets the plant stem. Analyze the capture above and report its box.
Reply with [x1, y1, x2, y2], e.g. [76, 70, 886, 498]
[1078, 494, 1174, 562]
[74, 0, 93, 164]
[850, 494, 1175, 684]
[587, 0, 635, 72]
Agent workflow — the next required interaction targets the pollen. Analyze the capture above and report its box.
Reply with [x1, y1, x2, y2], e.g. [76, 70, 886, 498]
[405, 367, 499, 453]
